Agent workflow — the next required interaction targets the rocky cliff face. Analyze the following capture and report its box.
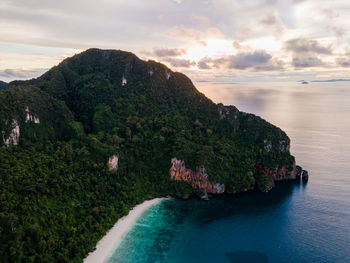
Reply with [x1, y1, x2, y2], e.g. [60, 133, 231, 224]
[169, 104, 298, 198]
[1, 106, 41, 147]
[169, 158, 225, 200]
[25, 106, 40, 124]
[218, 103, 297, 182]
[108, 155, 119, 172]
[256, 137, 296, 181]
[2, 119, 20, 147]
[255, 162, 296, 181]
[217, 104, 240, 130]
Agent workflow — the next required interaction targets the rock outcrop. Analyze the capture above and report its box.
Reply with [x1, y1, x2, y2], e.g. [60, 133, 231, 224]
[279, 140, 290, 152]
[108, 155, 119, 172]
[169, 158, 225, 200]
[25, 106, 40, 124]
[255, 162, 296, 181]
[1, 107, 41, 147]
[302, 170, 309, 181]
[295, 165, 302, 179]
[256, 137, 297, 182]
[122, 76, 127, 86]
[217, 104, 239, 124]
[165, 71, 171, 80]
[2, 120, 20, 147]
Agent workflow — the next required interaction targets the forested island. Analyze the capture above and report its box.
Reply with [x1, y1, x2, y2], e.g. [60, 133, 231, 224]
[1, 49, 299, 262]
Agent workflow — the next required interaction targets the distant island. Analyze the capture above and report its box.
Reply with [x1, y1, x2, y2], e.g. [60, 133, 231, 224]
[0, 49, 303, 262]
[298, 79, 350, 84]
[311, 79, 350, 82]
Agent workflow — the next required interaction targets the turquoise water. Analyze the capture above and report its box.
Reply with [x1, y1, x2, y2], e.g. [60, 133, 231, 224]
[108, 82, 350, 263]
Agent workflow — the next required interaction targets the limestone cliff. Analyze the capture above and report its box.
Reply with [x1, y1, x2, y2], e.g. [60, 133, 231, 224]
[169, 158, 225, 200]
[108, 155, 119, 172]
[25, 106, 40, 124]
[255, 162, 296, 181]
[2, 119, 20, 147]
[256, 138, 296, 181]
[169, 103, 299, 198]
[218, 103, 297, 182]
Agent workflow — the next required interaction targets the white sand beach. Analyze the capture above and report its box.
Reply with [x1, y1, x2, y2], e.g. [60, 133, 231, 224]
[84, 198, 165, 263]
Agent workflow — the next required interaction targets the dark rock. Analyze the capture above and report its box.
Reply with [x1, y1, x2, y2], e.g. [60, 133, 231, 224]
[200, 189, 209, 200]
[302, 170, 309, 181]
[266, 179, 275, 192]
[296, 165, 302, 179]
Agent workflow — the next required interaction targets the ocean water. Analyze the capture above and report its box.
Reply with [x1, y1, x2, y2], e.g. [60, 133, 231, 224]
[108, 82, 350, 263]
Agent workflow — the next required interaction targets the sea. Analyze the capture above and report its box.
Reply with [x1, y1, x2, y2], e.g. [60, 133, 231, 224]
[107, 82, 350, 263]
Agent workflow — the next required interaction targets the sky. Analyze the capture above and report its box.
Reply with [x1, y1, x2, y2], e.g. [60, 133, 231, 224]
[0, 0, 350, 82]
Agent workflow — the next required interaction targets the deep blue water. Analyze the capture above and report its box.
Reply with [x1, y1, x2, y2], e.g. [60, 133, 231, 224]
[108, 82, 350, 263]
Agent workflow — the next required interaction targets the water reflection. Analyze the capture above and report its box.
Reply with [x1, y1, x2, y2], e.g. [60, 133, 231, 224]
[301, 180, 308, 191]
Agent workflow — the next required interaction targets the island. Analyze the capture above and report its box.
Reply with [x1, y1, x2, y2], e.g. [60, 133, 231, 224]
[0, 48, 305, 262]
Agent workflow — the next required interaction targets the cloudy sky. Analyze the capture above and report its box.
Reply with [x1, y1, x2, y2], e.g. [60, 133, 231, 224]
[1, 0, 350, 82]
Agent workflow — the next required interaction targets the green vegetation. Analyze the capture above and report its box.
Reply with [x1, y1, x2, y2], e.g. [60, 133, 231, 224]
[0, 49, 295, 262]
[0, 80, 8, 90]
[255, 173, 275, 192]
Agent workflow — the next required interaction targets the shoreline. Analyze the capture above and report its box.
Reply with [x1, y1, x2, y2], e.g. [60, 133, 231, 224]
[84, 197, 165, 263]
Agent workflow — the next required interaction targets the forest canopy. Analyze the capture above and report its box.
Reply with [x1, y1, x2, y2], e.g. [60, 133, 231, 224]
[0, 49, 295, 262]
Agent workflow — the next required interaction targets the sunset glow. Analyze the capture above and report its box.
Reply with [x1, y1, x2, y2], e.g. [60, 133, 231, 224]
[1, 0, 350, 82]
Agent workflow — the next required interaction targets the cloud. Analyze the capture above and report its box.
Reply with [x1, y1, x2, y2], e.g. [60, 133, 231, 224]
[232, 41, 241, 49]
[228, 51, 272, 69]
[153, 48, 186, 57]
[196, 56, 225, 70]
[150, 47, 194, 68]
[260, 14, 277, 25]
[292, 57, 324, 68]
[254, 60, 285, 71]
[1, 0, 350, 81]
[0, 68, 47, 81]
[198, 60, 211, 69]
[327, 26, 345, 38]
[197, 51, 284, 71]
[323, 9, 340, 19]
[236, 28, 252, 37]
[194, 15, 211, 27]
[164, 58, 195, 68]
[337, 57, 350, 67]
[166, 26, 224, 42]
[285, 38, 332, 54]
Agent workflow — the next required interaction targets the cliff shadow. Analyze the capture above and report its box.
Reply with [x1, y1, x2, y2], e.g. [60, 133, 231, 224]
[225, 250, 269, 263]
[193, 181, 301, 227]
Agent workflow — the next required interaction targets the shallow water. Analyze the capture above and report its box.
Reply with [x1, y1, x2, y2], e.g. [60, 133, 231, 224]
[108, 82, 350, 263]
